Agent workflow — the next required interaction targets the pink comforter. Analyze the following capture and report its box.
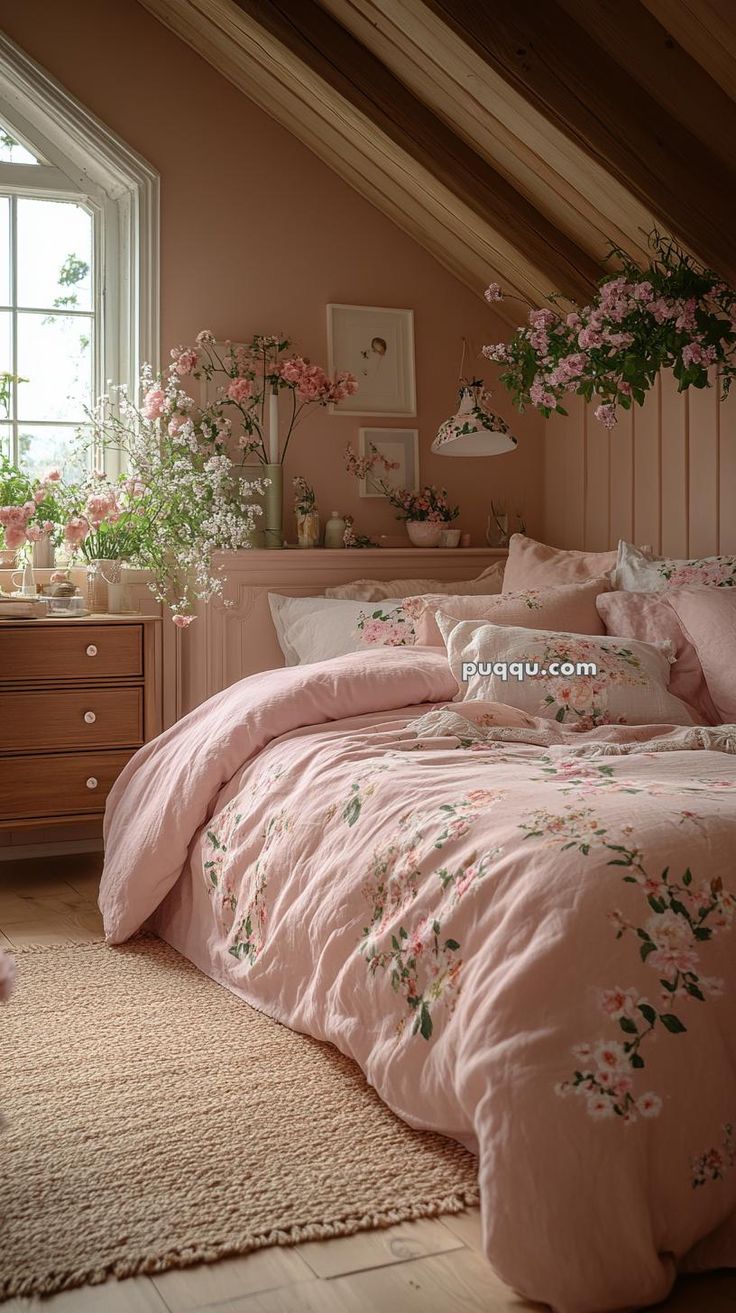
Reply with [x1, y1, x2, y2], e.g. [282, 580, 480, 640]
[101, 649, 736, 1312]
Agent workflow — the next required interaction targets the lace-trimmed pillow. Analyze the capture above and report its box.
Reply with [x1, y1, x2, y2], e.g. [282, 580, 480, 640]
[436, 615, 695, 730]
[614, 541, 736, 591]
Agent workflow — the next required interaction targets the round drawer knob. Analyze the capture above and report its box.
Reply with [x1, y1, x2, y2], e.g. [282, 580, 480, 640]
[86, 644, 98, 657]
[84, 711, 96, 724]
[86, 777, 98, 790]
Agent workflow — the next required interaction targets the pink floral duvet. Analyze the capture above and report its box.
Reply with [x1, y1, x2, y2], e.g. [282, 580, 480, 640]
[100, 649, 736, 1313]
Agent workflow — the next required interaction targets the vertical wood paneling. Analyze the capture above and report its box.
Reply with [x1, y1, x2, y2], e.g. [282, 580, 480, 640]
[659, 371, 689, 557]
[719, 384, 736, 553]
[687, 379, 720, 557]
[543, 369, 734, 556]
[633, 378, 661, 553]
[543, 399, 586, 548]
[584, 407, 610, 550]
[608, 405, 634, 545]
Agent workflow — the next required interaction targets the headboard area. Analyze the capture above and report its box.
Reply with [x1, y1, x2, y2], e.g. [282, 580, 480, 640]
[178, 546, 507, 717]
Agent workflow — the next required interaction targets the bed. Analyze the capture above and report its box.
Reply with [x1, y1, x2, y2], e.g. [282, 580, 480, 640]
[99, 538, 736, 1313]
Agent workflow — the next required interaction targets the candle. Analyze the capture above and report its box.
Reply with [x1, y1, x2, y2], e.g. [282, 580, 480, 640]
[268, 387, 279, 464]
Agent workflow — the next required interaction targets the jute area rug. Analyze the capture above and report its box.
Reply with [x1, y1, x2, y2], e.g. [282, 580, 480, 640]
[0, 937, 479, 1301]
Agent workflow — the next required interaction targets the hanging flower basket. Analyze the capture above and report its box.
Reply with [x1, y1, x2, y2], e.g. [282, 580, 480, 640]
[482, 231, 736, 430]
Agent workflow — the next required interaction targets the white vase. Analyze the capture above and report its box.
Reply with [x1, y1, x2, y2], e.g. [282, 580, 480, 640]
[32, 535, 55, 569]
[406, 521, 443, 547]
[324, 512, 346, 549]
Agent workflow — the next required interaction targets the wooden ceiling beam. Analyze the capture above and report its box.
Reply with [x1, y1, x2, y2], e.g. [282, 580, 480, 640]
[557, 0, 736, 171]
[231, 0, 602, 302]
[641, 0, 736, 101]
[423, 0, 736, 282]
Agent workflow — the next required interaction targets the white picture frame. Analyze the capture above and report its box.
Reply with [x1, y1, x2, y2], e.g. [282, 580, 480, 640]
[327, 303, 416, 416]
[358, 427, 420, 499]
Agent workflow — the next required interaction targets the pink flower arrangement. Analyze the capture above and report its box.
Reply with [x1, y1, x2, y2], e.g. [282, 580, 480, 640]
[344, 446, 459, 524]
[177, 332, 358, 465]
[482, 231, 736, 427]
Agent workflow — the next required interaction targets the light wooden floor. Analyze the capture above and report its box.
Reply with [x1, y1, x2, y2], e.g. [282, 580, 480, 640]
[1, 854, 735, 1313]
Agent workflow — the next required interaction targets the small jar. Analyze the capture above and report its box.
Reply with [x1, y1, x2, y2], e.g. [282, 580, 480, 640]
[324, 511, 346, 549]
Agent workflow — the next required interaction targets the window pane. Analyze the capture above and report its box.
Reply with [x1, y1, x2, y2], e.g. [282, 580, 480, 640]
[0, 311, 13, 420]
[18, 425, 86, 482]
[17, 198, 93, 311]
[17, 312, 92, 422]
[0, 126, 40, 165]
[0, 197, 8, 306]
[0, 423, 9, 460]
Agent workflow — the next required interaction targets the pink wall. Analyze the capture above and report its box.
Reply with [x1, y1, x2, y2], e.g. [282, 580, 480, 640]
[0, 0, 544, 546]
[543, 371, 736, 556]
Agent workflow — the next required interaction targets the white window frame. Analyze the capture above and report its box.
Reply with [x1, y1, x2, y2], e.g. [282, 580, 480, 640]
[0, 34, 160, 473]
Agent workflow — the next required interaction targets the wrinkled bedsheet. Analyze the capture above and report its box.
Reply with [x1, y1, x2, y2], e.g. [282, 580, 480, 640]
[101, 649, 736, 1312]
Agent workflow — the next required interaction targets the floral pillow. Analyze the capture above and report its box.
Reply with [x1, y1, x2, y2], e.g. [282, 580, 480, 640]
[268, 594, 416, 665]
[436, 615, 695, 730]
[596, 590, 716, 725]
[615, 541, 736, 592]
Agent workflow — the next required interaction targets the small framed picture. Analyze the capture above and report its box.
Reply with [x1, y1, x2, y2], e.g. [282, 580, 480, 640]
[327, 303, 416, 416]
[359, 427, 419, 499]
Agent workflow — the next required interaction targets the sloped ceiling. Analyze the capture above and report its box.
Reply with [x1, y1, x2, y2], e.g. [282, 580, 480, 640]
[140, 0, 736, 318]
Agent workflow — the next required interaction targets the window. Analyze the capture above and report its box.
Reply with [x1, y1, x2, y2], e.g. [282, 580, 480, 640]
[0, 34, 159, 476]
[0, 156, 95, 478]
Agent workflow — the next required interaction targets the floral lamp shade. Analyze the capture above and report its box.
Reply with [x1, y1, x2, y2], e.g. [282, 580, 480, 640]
[432, 382, 518, 456]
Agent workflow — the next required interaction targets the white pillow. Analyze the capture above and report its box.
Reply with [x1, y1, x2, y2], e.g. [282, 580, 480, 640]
[268, 595, 416, 665]
[615, 540, 736, 591]
[436, 614, 694, 730]
[325, 562, 504, 601]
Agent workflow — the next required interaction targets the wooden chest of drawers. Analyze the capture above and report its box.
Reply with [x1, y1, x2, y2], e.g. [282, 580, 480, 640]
[0, 616, 161, 829]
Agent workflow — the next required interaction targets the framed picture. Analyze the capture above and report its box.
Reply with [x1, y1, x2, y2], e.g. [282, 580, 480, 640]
[327, 304, 416, 416]
[358, 427, 419, 499]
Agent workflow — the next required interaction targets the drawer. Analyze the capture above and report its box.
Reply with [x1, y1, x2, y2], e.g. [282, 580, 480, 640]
[0, 750, 134, 820]
[0, 687, 143, 753]
[1, 624, 142, 682]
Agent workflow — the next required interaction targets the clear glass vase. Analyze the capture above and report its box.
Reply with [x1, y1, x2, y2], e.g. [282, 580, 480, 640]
[86, 558, 123, 613]
[296, 509, 320, 548]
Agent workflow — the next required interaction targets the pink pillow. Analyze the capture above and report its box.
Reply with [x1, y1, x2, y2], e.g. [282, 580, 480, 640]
[665, 589, 736, 724]
[596, 591, 717, 725]
[406, 579, 609, 646]
[503, 534, 618, 590]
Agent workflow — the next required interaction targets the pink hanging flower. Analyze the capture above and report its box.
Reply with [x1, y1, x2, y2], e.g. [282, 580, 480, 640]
[43, 468, 61, 482]
[594, 402, 618, 429]
[172, 613, 194, 628]
[682, 342, 717, 369]
[484, 282, 503, 303]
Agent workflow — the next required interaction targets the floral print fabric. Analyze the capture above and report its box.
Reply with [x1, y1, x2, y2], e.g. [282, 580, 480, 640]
[615, 539, 736, 592]
[105, 648, 736, 1312]
[176, 699, 736, 1311]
